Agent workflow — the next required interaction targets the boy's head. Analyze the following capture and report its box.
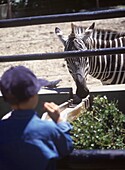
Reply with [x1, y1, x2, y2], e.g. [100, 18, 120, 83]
[0, 66, 46, 105]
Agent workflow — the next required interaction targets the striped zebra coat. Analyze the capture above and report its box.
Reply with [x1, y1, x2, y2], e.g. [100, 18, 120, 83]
[55, 23, 125, 101]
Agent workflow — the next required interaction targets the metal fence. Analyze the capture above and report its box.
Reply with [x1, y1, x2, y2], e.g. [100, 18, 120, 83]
[0, 8, 125, 62]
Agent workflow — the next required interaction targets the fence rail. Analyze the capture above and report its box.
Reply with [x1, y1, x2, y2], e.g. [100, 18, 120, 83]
[0, 8, 125, 62]
[0, 8, 125, 28]
[0, 47, 125, 62]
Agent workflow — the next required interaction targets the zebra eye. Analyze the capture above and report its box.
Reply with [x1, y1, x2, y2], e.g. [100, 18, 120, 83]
[73, 38, 86, 50]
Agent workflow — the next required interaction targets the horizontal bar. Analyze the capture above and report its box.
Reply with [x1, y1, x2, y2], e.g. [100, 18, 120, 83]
[0, 47, 124, 62]
[0, 8, 125, 28]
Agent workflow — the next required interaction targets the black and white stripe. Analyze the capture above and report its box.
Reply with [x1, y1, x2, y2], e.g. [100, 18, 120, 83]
[72, 22, 125, 41]
[55, 23, 125, 99]
[88, 36, 125, 84]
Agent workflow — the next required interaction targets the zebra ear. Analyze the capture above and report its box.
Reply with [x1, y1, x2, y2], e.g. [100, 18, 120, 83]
[55, 27, 67, 46]
[89, 22, 95, 30]
[55, 27, 62, 36]
[84, 22, 95, 37]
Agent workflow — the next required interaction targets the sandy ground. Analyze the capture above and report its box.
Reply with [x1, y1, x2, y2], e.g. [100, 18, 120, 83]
[0, 17, 125, 93]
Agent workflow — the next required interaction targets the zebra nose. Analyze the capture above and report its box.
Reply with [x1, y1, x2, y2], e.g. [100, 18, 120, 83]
[75, 77, 89, 99]
[76, 86, 89, 99]
[73, 94, 82, 104]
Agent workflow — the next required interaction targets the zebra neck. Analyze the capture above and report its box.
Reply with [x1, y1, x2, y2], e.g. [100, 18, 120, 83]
[92, 37, 124, 49]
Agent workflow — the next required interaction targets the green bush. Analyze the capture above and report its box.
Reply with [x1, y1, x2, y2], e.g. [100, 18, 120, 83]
[71, 96, 125, 149]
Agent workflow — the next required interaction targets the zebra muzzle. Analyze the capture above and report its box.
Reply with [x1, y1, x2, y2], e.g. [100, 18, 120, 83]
[75, 75, 89, 99]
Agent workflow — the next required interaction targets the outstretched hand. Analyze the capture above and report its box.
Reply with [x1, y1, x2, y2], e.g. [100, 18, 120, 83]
[44, 102, 62, 123]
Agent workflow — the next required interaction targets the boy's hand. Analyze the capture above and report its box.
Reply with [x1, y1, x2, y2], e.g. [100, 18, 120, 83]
[44, 102, 62, 123]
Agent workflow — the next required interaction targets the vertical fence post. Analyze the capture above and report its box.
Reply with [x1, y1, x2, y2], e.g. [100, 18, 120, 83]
[7, 0, 12, 18]
[96, 0, 100, 8]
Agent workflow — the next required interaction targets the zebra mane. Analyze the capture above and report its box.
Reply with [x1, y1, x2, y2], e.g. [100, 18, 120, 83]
[70, 23, 94, 40]
[70, 23, 85, 39]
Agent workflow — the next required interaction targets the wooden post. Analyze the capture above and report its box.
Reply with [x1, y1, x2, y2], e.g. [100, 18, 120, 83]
[96, 0, 99, 8]
[7, 0, 12, 18]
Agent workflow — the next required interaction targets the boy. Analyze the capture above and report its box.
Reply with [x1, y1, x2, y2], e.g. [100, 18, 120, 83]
[0, 65, 73, 170]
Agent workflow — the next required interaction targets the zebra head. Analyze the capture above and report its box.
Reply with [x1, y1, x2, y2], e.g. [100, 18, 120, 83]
[55, 23, 95, 102]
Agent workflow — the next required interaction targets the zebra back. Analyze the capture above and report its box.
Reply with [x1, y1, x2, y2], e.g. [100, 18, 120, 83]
[72, 22, 125, 41]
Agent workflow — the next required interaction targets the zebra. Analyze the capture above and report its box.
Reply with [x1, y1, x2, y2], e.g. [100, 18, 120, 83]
[55, 23, 125, 102]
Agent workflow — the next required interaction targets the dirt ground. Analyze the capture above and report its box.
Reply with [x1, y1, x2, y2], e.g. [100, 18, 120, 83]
[0, 17, 125, 93]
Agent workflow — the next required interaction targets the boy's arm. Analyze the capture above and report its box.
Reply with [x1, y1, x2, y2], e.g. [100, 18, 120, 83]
[44, 102, 73, 156]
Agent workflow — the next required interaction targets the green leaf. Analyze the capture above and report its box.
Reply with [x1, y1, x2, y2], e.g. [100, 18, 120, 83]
[71, 95, 125, 149]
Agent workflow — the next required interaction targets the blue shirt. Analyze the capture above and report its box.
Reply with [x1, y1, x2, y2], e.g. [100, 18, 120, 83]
[0, 109, 73, 170]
